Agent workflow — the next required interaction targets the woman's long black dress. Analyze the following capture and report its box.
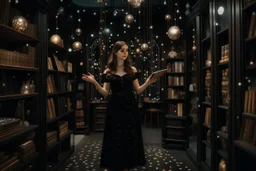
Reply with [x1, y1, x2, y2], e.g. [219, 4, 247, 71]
[100, 72, 146, 171]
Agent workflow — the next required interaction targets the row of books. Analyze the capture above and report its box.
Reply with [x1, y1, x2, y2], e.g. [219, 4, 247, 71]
[48, 55, 72, 73]
[58, 121, 69, 139]
[167, 88, 185, 99]
[0, 118, 21, 141]
[239, 90, 256, 144]
[76, 122, 85, 127]
[75, 110, 84, 117]
[205, 107, 211, 126]
[167, 76, 184, 86]
[0, 49, 35, 68]
[167, 62, 184, 73]
[76, 100, 83, 108]
[47, 97, 72, 120]
[167, 103, 183, 116]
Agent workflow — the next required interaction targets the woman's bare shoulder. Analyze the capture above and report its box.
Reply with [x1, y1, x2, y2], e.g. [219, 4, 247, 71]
[131, 66, 137, 72]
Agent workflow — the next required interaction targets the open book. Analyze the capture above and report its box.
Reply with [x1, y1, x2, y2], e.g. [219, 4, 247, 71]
[149, 69, 168, 80]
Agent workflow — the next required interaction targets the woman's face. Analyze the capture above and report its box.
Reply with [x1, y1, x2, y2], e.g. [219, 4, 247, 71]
[115, 45, 128, 61]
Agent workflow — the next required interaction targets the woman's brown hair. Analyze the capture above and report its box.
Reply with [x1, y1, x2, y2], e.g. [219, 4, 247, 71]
[106, 41, 134, 75]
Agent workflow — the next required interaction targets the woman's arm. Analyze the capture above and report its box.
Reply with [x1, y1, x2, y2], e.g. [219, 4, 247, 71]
[82, 69, 110, 97]
[132, 67, 157, 94]
[93, 81, 110, 97]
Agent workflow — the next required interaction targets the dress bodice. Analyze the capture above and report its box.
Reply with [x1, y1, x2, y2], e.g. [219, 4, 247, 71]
[102, 72, 140, 93]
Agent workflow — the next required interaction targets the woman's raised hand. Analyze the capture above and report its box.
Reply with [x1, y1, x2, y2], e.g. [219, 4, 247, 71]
[82, 72, 96, 84]
[146, 74, 158, 85]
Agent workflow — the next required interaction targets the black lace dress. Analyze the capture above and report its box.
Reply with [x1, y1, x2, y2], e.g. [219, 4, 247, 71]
[100, 72, 146, 171]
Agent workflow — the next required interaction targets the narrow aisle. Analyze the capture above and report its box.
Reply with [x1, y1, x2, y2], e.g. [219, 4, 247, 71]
[59, 126, 198, 171]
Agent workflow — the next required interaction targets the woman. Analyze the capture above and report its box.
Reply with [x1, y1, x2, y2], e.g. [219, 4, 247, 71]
[82, 41, 157, 171]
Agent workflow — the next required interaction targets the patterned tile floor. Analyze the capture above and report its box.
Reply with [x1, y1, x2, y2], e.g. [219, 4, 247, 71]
[59, 127, 198, 171]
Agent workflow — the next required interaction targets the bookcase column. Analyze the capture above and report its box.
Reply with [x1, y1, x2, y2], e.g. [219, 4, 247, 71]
[34, 10, 48, 171]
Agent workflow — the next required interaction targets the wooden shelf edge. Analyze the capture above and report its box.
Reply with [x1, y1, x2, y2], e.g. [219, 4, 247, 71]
[246, 65, 256, 70]
[216, 28, 228, 36]
[166, 58, 184, 61]
[202, 102, 211, 106]
[202, 36, 210, 43]
[243, 1, 256, 11]
[164, 138, 186, 143]
[218, 105, 229, 110]
[242, 112, 256, 120]
[0, 64, 39, 71]
[0, 24, 40, 43]
[202, 66, 211, 70]
[0, 125, 38, 146]
[165, 115, 186, 120]
[234, 140, 256, 158]
[218, 61, 229, 66]
[165, 125, 186, 129]
[0, 93, 37, 101]
[47, 110, 74, 124]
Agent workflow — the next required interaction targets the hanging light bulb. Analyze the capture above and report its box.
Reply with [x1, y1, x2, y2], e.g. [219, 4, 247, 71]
[50, 34, 61, 44]
[141, 43, 148, 51]
[128, 0, 142, 8]
[135, 48, 140, 53]
[125, 14, 134, 23]
[72, 41, 82, 51]
[167, 26, 181, 40]
[165, 14, 171, 21]
[75, 28, 82, 36]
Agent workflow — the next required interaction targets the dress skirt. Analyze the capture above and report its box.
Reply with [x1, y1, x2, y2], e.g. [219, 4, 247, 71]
[100, 92, 146, 171]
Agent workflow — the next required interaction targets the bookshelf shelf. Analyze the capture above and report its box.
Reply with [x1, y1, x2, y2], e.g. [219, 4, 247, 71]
[165, 138, 186, 143]
[165, 125, 186, 129]
[0, 24, 40, 43]
[0, 125, 38, 146]
[0, 65, 39, 71]
[234, 140, 256, 158]
[202, 36, 210, 43]
[245, 35, 256, 43]
[243, 1, 256, 11]
[48, 41, 66, 51]
[0, 93, 37, 101]
[202, 102, 211, 106]
[242, 112, 256, 120]
[47, 110, 74, 124]
[202, 66, 211, 70]
[216, 28, 228, 36]
[166, 58, 184, 62]
[246, 65, 256, 70]
[166, 85, 184, 89]
[165, 98, 185, 102]
[218, 105, 229, 110]
[218, 61, 229, 67]
[165, 115, 186, 120]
